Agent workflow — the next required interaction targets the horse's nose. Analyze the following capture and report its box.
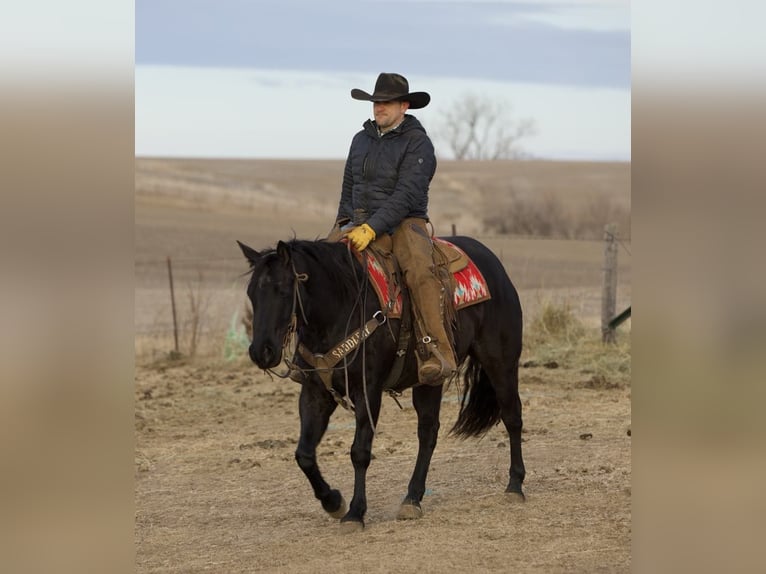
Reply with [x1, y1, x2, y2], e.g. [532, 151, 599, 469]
[248, 344, 260, 365]
[249, 342, 279, 368]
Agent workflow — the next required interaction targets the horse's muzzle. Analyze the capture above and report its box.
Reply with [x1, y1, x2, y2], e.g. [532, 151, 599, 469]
[249, 342, 282, 369]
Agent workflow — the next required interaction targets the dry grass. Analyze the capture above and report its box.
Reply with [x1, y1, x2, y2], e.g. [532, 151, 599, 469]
[527, 299, 587, 343]
[135, 360, 631, 573]
[523, 299, 631, 389]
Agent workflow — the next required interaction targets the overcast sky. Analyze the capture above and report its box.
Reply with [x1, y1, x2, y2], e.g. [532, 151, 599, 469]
[135, 0, 631, 160]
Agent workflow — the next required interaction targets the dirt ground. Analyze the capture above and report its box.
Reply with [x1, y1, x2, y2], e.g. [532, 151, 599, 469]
[135, 359, 631, 573]
[134, 158, 631, 572]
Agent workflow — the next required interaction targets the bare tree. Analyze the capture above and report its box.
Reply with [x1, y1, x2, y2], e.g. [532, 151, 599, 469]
[435, 93, 537, 160]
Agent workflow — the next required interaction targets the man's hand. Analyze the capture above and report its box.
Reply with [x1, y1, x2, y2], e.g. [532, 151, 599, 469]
[346, 223, 376, 251]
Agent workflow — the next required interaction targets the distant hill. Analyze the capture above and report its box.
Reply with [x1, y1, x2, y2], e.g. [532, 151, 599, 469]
[135, 157, 630, 239]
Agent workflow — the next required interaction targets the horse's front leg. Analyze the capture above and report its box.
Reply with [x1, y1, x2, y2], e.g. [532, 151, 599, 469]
[340, 386, 382, 532]
[398, 383, 442, 519]
[295, 382, 346, 519]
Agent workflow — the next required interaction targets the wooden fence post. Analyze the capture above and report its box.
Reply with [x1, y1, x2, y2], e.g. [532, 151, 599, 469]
[451, 223, 457, 236]
[601, 224, 618, 343]
[167, 256, 180, 354]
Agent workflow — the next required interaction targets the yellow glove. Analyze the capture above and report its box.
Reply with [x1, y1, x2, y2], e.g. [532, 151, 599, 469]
[346, 223, 376, 251]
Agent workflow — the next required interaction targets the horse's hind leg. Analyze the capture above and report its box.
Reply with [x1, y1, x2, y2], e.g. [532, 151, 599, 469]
[398, 383, 442, 519]
[295, 383, 345, 519]
[490, 359, 526, 500]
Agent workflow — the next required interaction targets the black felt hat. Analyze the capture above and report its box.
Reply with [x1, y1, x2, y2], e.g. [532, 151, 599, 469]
[351, 73, 430, 109]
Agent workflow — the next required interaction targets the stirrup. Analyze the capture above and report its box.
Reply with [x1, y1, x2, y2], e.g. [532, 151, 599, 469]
[418, 339, 456, 385]
[424, 336, 456, 369]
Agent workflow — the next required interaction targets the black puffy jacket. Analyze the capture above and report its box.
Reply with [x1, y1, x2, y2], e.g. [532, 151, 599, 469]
[336, 114, 437, 236]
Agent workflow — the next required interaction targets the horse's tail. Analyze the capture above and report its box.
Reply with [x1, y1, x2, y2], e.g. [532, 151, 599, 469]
[450, 357, 501, 438]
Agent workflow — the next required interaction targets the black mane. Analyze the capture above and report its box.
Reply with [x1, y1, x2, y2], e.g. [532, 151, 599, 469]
[290, 240, 364, 302]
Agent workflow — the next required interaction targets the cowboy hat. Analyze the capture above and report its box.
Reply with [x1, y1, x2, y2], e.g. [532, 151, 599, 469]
[351, 73, 430, 109]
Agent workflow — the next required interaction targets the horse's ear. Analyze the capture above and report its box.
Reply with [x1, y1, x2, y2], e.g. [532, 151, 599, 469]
[276, 240, 292, 265]
[237, 240, 261, 267]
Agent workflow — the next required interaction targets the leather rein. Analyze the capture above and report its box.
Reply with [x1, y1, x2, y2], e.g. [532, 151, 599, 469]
[271, 256, 390, 412]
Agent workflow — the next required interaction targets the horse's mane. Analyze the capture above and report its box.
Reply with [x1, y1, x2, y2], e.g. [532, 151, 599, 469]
[260, 239, 364, 302]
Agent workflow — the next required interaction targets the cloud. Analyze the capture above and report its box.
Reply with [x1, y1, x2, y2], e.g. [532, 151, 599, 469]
[473, 1, 630, 32]
[136, 0, 630, 89]
[393, 0, 630, 31]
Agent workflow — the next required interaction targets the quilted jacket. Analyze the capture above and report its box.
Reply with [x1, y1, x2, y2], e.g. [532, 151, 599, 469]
[336, 114, 437, 236]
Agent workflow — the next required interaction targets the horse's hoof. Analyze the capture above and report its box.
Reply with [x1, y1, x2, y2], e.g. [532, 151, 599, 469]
[505, 491, 526, 503]
[339, 519, 364, 534]
[327, 496, 347, 519]
[397, 501, 423, 520]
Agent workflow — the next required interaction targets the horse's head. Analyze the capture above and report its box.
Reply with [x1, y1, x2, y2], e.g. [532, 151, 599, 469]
[238, 239, 299, 369]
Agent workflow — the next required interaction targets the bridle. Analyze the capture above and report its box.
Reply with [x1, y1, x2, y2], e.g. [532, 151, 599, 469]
[262, 260, 307, 381]
[264, 249, 391, 417]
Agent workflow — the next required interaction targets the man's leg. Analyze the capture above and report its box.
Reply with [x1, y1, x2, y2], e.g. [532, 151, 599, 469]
[392, 218, 457, 385]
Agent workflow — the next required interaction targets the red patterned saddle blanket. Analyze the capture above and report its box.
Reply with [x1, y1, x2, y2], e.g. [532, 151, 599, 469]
[358, 237, 491, 319]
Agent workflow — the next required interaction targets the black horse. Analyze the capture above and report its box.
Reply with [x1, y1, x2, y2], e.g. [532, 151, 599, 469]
[238, 237, 525, 532]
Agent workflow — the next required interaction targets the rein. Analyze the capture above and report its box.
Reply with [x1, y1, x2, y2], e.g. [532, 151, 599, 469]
[275, 249, 387, 414]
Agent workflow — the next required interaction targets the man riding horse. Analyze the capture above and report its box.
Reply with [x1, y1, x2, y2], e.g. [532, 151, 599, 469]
[239, 79, 527, 524]
[326, 72, 457, 386]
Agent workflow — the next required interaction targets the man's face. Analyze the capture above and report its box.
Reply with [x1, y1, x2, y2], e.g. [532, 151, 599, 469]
[373, 100, 409, 131]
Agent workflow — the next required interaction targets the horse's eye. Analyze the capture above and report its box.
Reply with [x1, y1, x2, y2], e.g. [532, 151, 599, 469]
[277, 284, 293, 298]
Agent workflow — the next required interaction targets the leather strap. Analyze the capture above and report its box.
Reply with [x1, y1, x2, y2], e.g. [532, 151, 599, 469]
[382, 286, 412, 391]
[297, 312, 386, 410]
